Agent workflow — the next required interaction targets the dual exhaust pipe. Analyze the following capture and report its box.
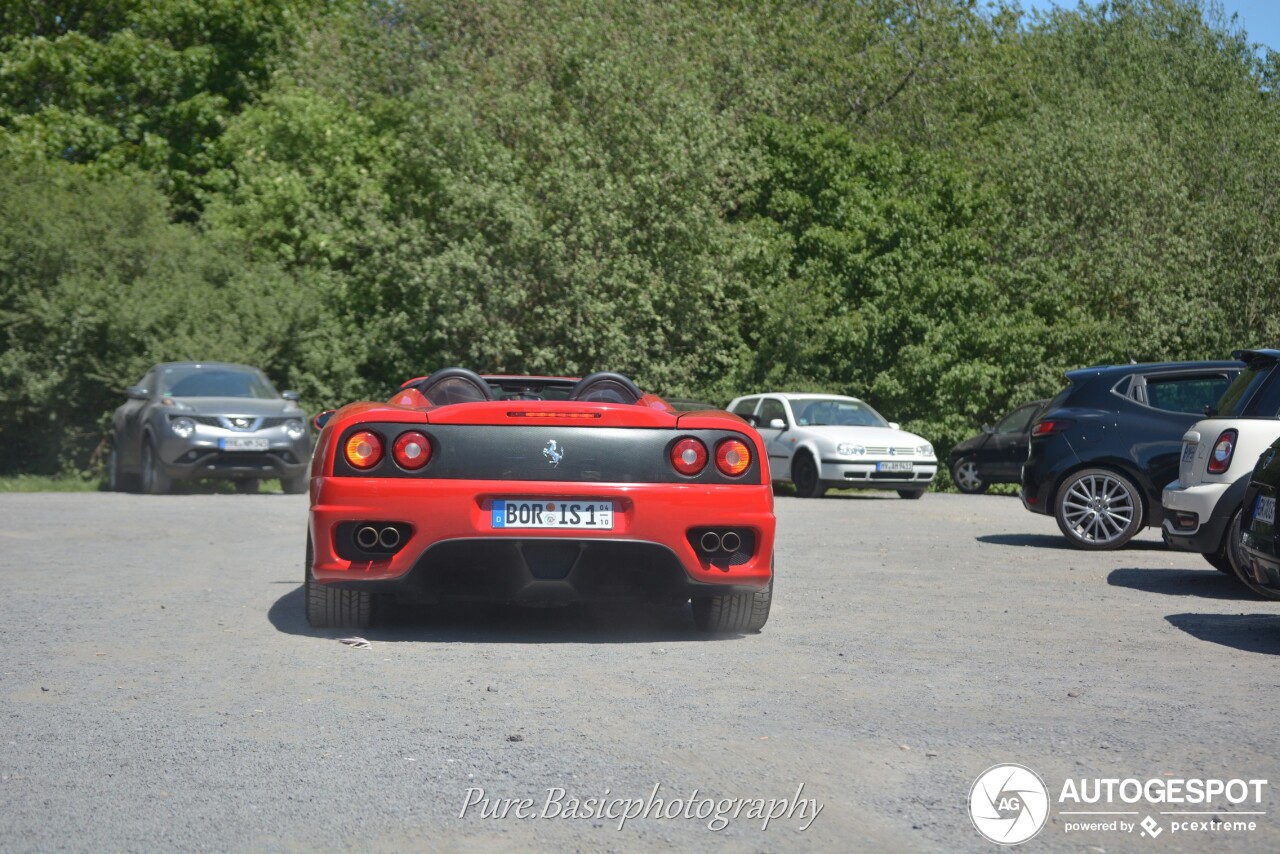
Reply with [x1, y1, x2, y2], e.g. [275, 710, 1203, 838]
[355, 524, 402, 551]
[698, 529, 743, 554]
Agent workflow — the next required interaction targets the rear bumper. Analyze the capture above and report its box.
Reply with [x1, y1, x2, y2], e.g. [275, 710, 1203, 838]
[1161, 481, 1232, 554]
[1241, 541, 1280, 592]
[310, 478, 775, 600]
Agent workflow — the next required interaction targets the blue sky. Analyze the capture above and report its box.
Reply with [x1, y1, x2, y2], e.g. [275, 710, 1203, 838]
[1018, 1, 1280, 53]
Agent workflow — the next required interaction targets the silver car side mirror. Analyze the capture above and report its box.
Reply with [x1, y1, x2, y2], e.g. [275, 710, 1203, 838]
[769, 418, 787, 430]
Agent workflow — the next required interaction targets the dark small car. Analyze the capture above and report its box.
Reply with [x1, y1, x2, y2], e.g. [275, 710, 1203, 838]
[108, 362, 311, 495]
[948, 400, 1046, 494]
[1021, 359, 1241, 549]
[1240, 436, 1280, 600]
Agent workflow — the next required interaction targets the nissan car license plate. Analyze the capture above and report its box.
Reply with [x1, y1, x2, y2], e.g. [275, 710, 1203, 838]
[219, 437, 269, 451]
[491, 499, 614, 530]
[1181, 443, 1197, 463]
[876, 461, 913, 473]
[1255, 495, 1276, 527]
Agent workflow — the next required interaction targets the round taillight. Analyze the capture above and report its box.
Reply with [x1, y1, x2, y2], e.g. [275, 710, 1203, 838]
[393, 431, 432, 470]
[1207, 429, 1238, 475]
[671, 437, 708, 476]
[344, 430, 383, 469]
[715, 438, 751, 477]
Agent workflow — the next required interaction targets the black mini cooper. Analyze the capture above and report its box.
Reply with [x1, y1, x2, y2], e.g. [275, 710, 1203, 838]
[1240, 437, 1280, 600]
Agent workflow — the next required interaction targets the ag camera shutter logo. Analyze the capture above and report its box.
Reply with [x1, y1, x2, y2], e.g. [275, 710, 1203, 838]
[969, 764, 1050, 845]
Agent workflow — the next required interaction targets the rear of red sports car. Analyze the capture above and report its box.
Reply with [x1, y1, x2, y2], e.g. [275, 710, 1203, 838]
[305, 372, 775, 633]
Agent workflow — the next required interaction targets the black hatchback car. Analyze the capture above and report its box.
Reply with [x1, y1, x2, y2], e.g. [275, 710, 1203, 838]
[1241, 436, 1280, 600]
[1021, 360, 1242, 550]
[948, 400, 1046, 494]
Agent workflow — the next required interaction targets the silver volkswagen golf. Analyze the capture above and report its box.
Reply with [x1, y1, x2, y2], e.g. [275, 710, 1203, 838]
[108, 362, 311, 494]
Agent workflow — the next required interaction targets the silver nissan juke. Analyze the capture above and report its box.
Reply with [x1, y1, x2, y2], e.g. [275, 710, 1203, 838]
[108, 362, 311, 495]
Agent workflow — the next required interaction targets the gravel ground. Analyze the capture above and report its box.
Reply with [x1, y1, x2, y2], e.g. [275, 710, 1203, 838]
[1, 489, 1277, 853]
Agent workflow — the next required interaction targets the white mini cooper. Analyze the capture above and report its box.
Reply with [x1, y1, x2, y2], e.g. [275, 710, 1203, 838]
[1162, 349, 1280, 588]
[727, 393, 936, 498]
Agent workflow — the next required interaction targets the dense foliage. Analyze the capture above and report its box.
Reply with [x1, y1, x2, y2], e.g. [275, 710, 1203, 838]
[1, 0, 1277, 477]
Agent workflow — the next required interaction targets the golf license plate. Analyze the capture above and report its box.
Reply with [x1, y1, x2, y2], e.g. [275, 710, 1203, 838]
[219, 437, 269, 451]
[877, 461, 914, 473]
[491, 499, 614, 530]
[1255, 495, 1276, 527]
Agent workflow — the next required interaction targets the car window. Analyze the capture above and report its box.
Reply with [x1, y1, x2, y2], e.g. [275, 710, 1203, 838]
[1040, 385, 1073, 416]
[1217, 362, 1280, 417]
[161, 366, 279, 399]
[1143, 374, 1235, 414]
[790, 397, 888, 428]
[995, 402, 1041, 434]
[1240, 370, 1280, 417]
[758, 398, 787, 427]
[731, 399, 758, 417]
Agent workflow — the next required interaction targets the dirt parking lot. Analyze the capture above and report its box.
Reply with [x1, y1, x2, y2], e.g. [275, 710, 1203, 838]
[1, 490, 1277, 852]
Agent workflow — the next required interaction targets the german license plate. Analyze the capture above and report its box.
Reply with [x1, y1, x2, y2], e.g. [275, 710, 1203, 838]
[491, 499, 614, 530]
[877, 461, 913, 473]
[1255, 495, 1276, 527]
[219, 437, 269, 451]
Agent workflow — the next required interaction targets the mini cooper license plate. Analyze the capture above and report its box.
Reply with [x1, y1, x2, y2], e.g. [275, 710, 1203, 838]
[219, 437, 269, 451]
[491, 499, 614, 530]
[1255, 495, 1276, 527]
[1182, 443, 1197, 463]
[876, 461, 914, 473]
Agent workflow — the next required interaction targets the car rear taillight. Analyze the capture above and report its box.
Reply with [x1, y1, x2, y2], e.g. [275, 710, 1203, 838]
[671, 437, 708, 476]
[1031, 418, 1075, 437]
[715, 438, 751, 477]
[393, 431, 431, 470]
[344, 430, 383, 469]
[1207, 429, 1238, 475]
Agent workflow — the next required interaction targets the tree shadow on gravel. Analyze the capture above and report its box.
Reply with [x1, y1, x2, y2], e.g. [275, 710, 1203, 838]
[1165, 613, 1280, 655]
[1107, 567, 1259, 600]
[978, 533, 1166, 551]
[268, 585, 741, 644]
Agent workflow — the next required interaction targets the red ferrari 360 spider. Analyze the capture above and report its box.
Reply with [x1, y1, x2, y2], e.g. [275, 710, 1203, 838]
[305, 368, 775, 633]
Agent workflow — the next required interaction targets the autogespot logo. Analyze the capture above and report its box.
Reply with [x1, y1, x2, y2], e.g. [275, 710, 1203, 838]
[969, 764, 1051, 845]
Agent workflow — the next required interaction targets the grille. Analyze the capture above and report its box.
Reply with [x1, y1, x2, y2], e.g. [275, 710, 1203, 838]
[863, 446, 918, 456]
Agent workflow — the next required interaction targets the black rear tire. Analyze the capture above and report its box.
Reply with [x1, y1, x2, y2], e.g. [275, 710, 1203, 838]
[792, 452, 825, 498]
[282, 474, 308, 495]
[107, 438, 136, 492]
[140, 439, 171, 495]
[1225, 508, 1280, 600]
[304, 534, 373, 628]
[1202, 549, 1234, 574]
[692, 582, 772, 633]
